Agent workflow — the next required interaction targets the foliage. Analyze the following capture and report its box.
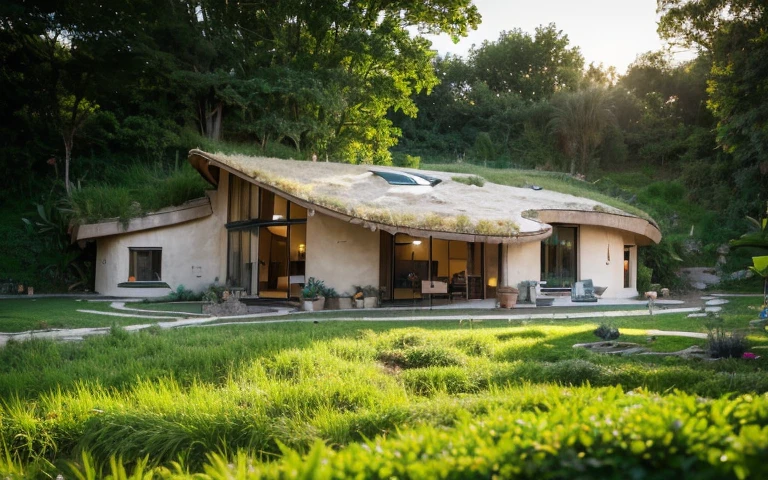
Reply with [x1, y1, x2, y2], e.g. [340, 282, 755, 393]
[451, 175, 485, 187]
[66, 163, 209, 224]
[470, 24, 584, 100]
[549, 87, 616, 175]
[0, 308, 767, 476]
[593, 323, 620, 340]
[658, 0, 768, 220]
[162, 285, 202, 303]
[301, 277, 326, 300]
[729, 203, 768, 254]
[202, 284, 228, 304]
[637, 262, 653, 295]
[20, 197, 93, 292]
[706, 327, 749, 359]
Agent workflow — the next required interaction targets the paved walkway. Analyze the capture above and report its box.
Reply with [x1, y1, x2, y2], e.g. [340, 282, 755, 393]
[0, 303, 705, 347]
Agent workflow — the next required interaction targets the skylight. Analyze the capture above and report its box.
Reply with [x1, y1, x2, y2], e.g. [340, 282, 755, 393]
[371, 170, 442, 186]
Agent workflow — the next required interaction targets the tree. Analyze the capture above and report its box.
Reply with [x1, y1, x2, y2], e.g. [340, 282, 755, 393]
[470, 24, 584, 101]
[658, 0, 768, 215]
[549, 88, 615, 175]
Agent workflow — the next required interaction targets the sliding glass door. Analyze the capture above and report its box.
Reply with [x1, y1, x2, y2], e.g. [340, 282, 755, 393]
[541, 226, 577, 288]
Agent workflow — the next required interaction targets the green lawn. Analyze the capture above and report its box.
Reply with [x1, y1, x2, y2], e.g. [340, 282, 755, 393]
[0, 299, 207, 333]
[1, 295, 767, 478]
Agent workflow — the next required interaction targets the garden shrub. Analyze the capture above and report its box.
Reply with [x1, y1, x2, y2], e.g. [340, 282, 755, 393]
[706, 327, 749, 359]
[593, 323, 620, 340]
[637, 262, 653, 295]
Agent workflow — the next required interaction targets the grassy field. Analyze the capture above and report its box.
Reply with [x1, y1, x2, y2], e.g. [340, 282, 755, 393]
[0, 295, 767, 477]
[0, 299, 185, 332]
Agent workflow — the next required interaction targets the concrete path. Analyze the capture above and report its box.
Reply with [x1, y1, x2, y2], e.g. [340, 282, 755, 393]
[108, 301, 211, 317]
[647, 329, 708, 339]
[0, 302, 707, 347]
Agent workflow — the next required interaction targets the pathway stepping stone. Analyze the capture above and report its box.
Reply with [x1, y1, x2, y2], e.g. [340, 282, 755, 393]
[705, 306, 722, 313]
[705, 299, 729, 306]
[688, 313, 708, 318]
[700, 296, 716, 300]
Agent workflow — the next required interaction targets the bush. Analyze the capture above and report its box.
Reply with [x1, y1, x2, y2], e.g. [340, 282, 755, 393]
[593, 323, 620, 340]
[164, 284, 201, 302]
[402, 154, 421, 169]
[707, 327, 749, 359]
[202, 283, 227, 303]
[637, 262, 653, 295]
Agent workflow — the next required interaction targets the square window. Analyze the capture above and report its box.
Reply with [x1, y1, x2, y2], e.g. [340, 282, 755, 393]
[129, 248, 162, 281]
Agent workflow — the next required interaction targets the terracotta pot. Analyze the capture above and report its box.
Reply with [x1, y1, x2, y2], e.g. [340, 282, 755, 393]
[312, 296, 325, 311]
[498, 292, 518, 309]
[326, 298, 341, 310]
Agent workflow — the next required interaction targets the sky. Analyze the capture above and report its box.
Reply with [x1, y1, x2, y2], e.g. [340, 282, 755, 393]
[422, 0, 695, 74]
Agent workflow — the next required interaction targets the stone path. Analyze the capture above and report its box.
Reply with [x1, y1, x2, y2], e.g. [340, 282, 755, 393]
[1, 304, 709, 347]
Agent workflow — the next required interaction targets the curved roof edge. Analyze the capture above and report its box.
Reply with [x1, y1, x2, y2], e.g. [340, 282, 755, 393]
[72, 197, 212, 242]
[536, 210, 661, 245]
[188, 150, 660, 245]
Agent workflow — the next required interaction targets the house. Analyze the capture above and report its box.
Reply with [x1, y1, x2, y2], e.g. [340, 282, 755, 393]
[73, 149, 661, 300]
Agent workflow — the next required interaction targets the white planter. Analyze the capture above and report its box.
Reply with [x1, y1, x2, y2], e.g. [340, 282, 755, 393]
[363, 296, 378, 308]
[303, 296, 325, 312]
[354, 298, 364, 308]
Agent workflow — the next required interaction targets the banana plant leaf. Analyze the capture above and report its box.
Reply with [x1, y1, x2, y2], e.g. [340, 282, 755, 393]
[751, 256, 768, 277]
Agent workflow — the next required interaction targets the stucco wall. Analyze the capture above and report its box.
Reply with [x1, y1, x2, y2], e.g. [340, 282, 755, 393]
[578, 225, 638, 299]
[94, 187, 227, 297]
[502, 241, 541, 288]
[305, 213, 380, 295]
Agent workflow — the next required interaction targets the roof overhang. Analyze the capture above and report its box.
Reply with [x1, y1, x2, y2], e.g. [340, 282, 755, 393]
[72, 197, 213, 242]
[536, 209, 661, 245]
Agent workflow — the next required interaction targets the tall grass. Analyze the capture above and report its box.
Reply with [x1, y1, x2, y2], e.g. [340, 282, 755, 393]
[0, 302, 766, 474]
[67, 163, 209, 224]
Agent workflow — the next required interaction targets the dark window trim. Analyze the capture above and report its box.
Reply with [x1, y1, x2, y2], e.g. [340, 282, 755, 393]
[226, 219, 306, 231]
[128, 247, 162, 282]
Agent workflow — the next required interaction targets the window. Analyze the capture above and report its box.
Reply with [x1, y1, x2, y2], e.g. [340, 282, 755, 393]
[371, 170, 442, 186]
[624, 246, 632, 288]
[129, 248, 162, 281]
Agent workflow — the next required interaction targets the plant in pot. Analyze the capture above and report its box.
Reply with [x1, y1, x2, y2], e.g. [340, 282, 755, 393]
[352, 286, 365, 308]
[361, 285, 379, 308]
[301, 277, 326, 312]
[337, 292, 353, 310]
[324, 287, 340, 310]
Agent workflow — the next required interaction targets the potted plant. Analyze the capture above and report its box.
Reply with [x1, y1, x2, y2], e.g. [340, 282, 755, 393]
[337, 293, 353, 310]
[353, 286, 365, 308]
[496, 286, 519, 309]
[324, 287, 340, 310]
[362, 285, 379, 308]
[301, 277, 326, 312]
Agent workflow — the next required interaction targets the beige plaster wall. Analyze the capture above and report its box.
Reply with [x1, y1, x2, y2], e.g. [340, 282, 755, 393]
[578, 225, 638, 298]
[94, 186, 227, 297]
[502, 241, 541, 288]
[305, 213, 380, 295]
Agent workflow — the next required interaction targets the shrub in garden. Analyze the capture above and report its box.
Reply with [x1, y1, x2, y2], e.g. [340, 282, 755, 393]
[593, 323, 620, 340]
[707, 327, 749, 358]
